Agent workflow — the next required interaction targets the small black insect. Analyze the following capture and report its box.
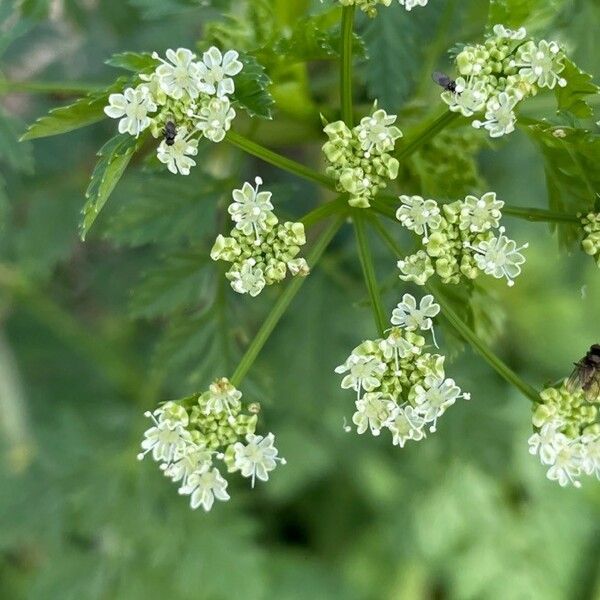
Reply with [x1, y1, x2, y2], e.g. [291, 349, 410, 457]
[566, 344, 600, 401]
[163, 120, 177, 146]
[432, 71, 458, 93]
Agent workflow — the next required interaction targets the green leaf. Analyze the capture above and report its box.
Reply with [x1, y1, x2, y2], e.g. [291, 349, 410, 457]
[80, 133, 142, 241]
[487, 0, 568, 31]
[231, 53, 275, 119]
[129, 246, 212, 319]
[555, 59, 599, 119]
[105, 51, 159, 73]
[526, 121, 600, 248]
[20, 78, 127, 141]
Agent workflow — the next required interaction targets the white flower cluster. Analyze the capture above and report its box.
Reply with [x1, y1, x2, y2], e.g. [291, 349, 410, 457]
[138, 378, 285, 511]
[396, 192, 528, 286]
[104, 47, 243, 175]
[528, 382, 599, 488]
[581, 212, 600, 268]
[335, 294, 470, 446]
[323, 106, 402, 208]
[441, 25, 568, 138]
[211, 177, 309, 296]
[333, 0, 428, 16]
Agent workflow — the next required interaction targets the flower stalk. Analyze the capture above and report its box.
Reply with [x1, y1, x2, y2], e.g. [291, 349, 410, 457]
[340, 6, 356, 126]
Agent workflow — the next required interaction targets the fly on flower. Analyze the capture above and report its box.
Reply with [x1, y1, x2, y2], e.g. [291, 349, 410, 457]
[163, 120, 177, 146]
[432, 71, 457, 93]
[566, 344, 600, 401]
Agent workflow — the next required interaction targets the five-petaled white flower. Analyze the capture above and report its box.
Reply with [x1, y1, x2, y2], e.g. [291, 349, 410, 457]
[528, 419, 569, 465]
[179, 467, 231, 511]
[459, 192, 504, 233]
[386, 405, 426, 447]
[398, 0, 429, 10]
[233, 433, 285, 487]
[413, 375, 464, 432]
[228, 177, 275, 242]
[396, 195, 442, 242]
[192, 97, 236, 143]
[492, 24, 527, 40]
[137, 416, 192, 463]
[355, 109, 403, 154]
[470, 227, 528, 286]
[335, 354, 386, 397]
[162, 444, 213, 487]
[202, 377, 243, 417]
[228, 258, 266, 297]
[546, 438, 583, 488]
[391, 294, 440, 347]
[441, 76, 488, 117]
[156, 127, 198, 175]
[153, 48, 202, 100]
[353, 392, 396, 436]
[379, 328, 417, 375]
[473, 92, 519, 138]
[513, 40, 567, 89]
[197, 46, 243, 98]
[104, 86, 157, 137]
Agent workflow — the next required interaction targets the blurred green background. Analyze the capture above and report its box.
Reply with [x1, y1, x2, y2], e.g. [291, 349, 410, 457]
[1, 0, 599, 598]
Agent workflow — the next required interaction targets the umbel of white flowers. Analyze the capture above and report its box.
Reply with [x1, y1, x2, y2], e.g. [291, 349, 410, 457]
[322, 105, 402, 208]
[528, 382, 600, 488]
[333, 0, 428, 17]
[441, 24, 569, 138]
[335, 293, 470, 446]
[210, 177, 310, 297]
[104, 47, 243, 175]
[581, 212, 600, 268]
[396, 191, 528, 286]
[138, 377, 285, 511]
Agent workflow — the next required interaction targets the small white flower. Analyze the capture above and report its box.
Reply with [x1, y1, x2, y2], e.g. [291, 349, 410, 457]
[492, 24, 527, 41]
[137, 417, 192, 463]
[581, 434, 600, 479]
[398, 0, 428, 10]
[203, 378, 243, 417]
[470, 227, 528, 286]
[546, 438, 584, 488]
[391, 294, 440, 346]
[513, 40, 567, 89]
[441, 77, 488, 117]
[459, 192, 504, 233]
[413, 375, 465, 432]
[287, 257, 310, 277]
[228, 177, 275, 241]
[156, 127, 198, 175]
[104, 86, 157, 137]
[197, 46, 243, 98]
[353, 392, 396, 436]
[233, 432, 285, 487]
[528, 420, 568, 465]
[355, 109, 403, 154]
[335, 354, 386, 397]
[162, 444, 213, 487]
[396, 195, 441, 242]
[228, 258, 266, 297]
[386, 405, 426, 447]
[153, 48, 202, 100]
[379, 328, 417, 375]
[397, 251, 434, 286]
[191, 97, 236, 143]
[473, 92, 519, 138]
[179, 467, 230, 511]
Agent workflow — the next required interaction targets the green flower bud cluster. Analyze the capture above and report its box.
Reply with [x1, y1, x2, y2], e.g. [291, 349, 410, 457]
[581, 213, 600, 268]
[211, 179, 309, 297]
[396, 192, 528, 287]
[337, 0, 390, 17]
[442, 25, 568, 138]
[322, 107, 402, 208]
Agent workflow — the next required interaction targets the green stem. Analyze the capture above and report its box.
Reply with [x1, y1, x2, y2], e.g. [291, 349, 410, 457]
[340, 6, 356, 126]
[226, 130, 336, 190]
[230, 215, 345, 387]
[353, 212, 387, 336]
[0, 80, 104, 95]
[395, 111, 459, 162]
[301, 194, 349, 228]
[368, 217, 541, 404]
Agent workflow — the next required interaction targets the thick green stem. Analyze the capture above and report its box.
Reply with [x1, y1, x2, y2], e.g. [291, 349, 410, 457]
[395, 111, 459, 162]
[368, 217, 541, 404]
[0, 79, 104, 95]
[301, 195, 349, 228]
[230, 215, 345, 387]
[340, 6, 356, 126]
[353, 213, 387, 336]
[226, 130, 336, 190]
